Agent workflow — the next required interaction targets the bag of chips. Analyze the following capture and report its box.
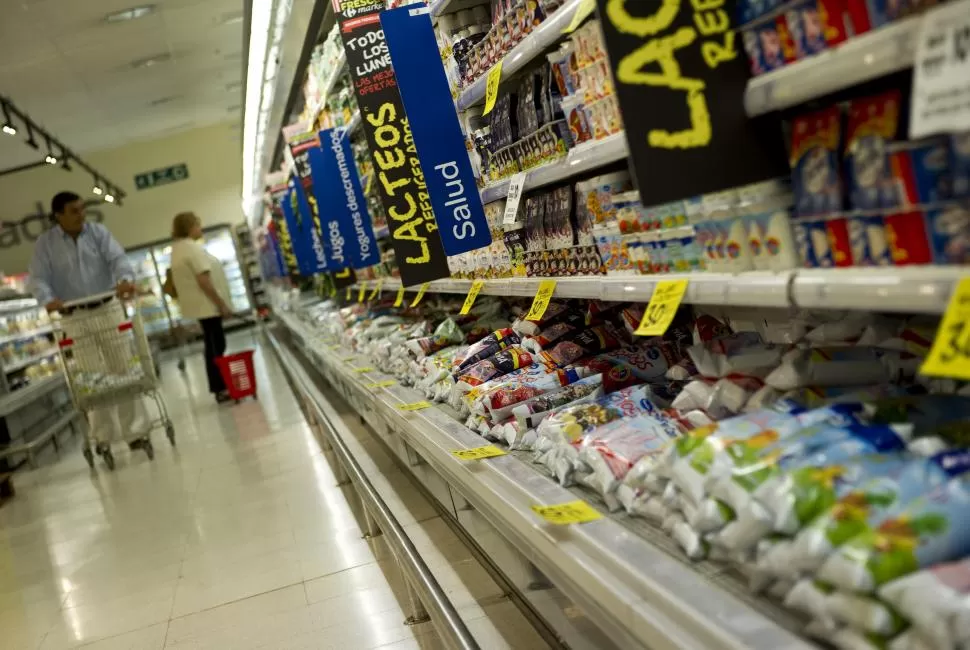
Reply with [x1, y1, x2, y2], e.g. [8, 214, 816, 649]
[455, 345, 535, 389]
[539, 323, 625, 368]
[511, 374, 605, 432]
[453, 328, 520, 374]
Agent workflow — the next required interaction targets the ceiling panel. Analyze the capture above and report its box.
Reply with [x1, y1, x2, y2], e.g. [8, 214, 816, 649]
[0, 0, 245, 171]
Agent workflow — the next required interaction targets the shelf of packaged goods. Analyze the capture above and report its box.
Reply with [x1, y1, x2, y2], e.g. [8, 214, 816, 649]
[429, 0, 492, 18]
[3, 348, 58, 375]
[274, 311, 814, 650]
[744, 15, 922, 116]
[0, 374, 66, 417]
[0, 325, 53, 347]
[311, 51, 349, 123]
[456, 0, 588, 111]
[480, 132, 629, 204]
[344, 110, 361, 135]
[360, 266, 968, 314]
[0, 299, 41, 314]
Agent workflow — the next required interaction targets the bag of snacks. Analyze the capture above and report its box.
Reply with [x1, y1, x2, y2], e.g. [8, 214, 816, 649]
[453, 328, 520, 374]
[539, 323, 625, 368]
[455, 345, 534, 389]
[511, 374, 605, 431]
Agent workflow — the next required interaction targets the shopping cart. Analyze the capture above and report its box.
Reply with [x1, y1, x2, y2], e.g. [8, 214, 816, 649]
[54, 292, 175, 470]
[215, 350, 257, 403]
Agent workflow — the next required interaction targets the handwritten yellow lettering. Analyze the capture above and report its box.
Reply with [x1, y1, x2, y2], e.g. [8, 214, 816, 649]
[374, 124, 400, 148]
[366, 103, 395, 128]
[379, 172, 410, 197]
[701, 31, 737, 68]
[388, 192, 417, 222]
[393, 219, 431, 263]
[694, 8, 729, 35]
[374, 149, 406, 170]
[606, 0, 679, 37]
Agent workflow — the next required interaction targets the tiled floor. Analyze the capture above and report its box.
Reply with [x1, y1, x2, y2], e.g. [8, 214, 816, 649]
[0, 330, 456, 649]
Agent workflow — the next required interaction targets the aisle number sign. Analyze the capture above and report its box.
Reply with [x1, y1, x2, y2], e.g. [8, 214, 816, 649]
[635, 280, 688, 336]
[459, 280, 486, 315]
[920, 278, 970, 380]
[910, 0, 970, 137]
[410, 282, 430, 307]
[532, 500, 602, 525]
[502, 172, 528, 226]
[394, 285, 406, 307]
[483, 62, 503, 116]
[368, 279, 383, 300]
[525, 280, 557, 321]
[451, 445, 506, 460]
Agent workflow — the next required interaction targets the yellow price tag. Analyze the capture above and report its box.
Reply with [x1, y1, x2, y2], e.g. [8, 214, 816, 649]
[328, 344, 341, 349]
[366, 379, 397, 389]
[920, 278, 970, 380]
[563, 0, 596, 33]
[397, 401, 431, 411]
[354, 367, 375, 373]
[394, 285, 406, 307]
[531, 500, 601, 525]
[329, 285, 337, 297]
[341, 356, 356, 362]
[634, 280, 689, 337]
[524, 280, 557, 321]
[368, 278, 383, 300]
[451, 445, 506, 461]
[357, 284, 366, 303]
[345, 286, 352, 301]
[459, 280, 485, 316]
[410, 282, 430, 307]
[364, 173, 373, 195]
[482, 61, 503, 116]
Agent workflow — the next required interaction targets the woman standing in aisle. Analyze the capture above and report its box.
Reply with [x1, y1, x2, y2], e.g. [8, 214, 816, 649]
[169, 212, 233, 403]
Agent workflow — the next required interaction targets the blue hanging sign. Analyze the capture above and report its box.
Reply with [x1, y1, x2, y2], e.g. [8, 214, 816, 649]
[380, 6, 491, 256]
[290, 177, 329, 273]
[281, 184, 323, 275]
[309, 129, 380, 270]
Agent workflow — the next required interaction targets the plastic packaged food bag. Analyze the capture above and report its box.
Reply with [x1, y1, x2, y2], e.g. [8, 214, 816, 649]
[879, 558, 970, 650]
[455, 345, 535, 389]
[765, 347, 918, 391]
[539, 323, 625, 368]
[816, 474, 970, 594]
[453, 328, 520, 374]
[685, 332, 778, 377]
[535, 383, 663, 445]
[511, 301, 569, 336]
[406, 318, 465, 358]
[511, 374, 605, 432]
[482, 366, 589, 420]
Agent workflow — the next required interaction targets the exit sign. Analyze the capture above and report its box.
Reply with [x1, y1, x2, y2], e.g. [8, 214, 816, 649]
[134, 164, 189, 190]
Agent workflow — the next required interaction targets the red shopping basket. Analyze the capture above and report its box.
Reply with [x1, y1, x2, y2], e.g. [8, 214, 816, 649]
[215, 350, 257, 402]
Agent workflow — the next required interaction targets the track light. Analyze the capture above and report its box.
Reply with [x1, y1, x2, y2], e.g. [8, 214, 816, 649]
[104, 193, 115, 203]
[1, 101, 14, 135]
[93, 183, 104, 195]
[44, 137, 57, 165]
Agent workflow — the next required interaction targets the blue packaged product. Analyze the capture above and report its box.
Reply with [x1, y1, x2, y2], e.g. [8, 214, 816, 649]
[925, 203, 970, 265]
[817, 471, 970, 593]
[801, 216, 834, 267]
[889, 138, 952, 206]
[786, 0, 827, 57]
[741, 29, 766, 76]
[845, 91, 900, 211]
[847, 213, 891, 266]
[951, 132, 970, 199]
[791, 107, 843, 217]
[791, 218, 817, 267]
[756, 23, 786, 70]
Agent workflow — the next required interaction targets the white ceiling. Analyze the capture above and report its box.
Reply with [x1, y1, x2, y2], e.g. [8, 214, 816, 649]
[0, 0, 245, 170]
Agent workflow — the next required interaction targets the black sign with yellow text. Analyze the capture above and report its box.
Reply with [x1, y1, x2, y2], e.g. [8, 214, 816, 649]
[333, 0, 450, 287]
[269, 183, 299, 278]
[595, 0, 786, 205]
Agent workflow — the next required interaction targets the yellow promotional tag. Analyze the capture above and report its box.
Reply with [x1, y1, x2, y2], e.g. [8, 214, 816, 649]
[354, 367, 375, 373]
[345, 286, 352, 301]
[410, 282, 430, 307]
[328, 344, 341, 350]
[341, 356, 356, 363]
[635, 280, 689, 337]
[531, 500, 602, 525]
[364, 173, 373, 195]
[366, 379, 397, 389]
[451, 445, 506, 461]
[920, 278, 970, 380]
[524, 280, 557, 321]
[330, 285, 337, 297]
[482, 61, 503, 116]
[368, 278, 383, 300]
[357, 284, 366, 303]
[563, 0, 596, 33]
[397, 401, 431, 411]
[394, 285, 406, 307]
[459, 280, 485, 316]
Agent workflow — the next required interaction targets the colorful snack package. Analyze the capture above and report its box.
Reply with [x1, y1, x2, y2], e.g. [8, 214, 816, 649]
[511, 301, 570, 336]
[539, 322, 625, 368]
[816, 474, 970, 594]
[511, 374, 605, 431]
[482, 365, 589, 420]
[535, 383, 661, 444]
[452, 328, 522, 375]
[456, 345, 535, 389]
[765, 346, 919, 391]
[406, 318, 465, 358]
[791, 106, 843, 217]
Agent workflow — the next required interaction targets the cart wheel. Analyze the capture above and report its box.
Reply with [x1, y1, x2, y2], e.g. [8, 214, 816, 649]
[144, 441, 155, 460]
[103, 450, 115, 471]
[165, 424, 176, 445]
[83, 448, 95, 469]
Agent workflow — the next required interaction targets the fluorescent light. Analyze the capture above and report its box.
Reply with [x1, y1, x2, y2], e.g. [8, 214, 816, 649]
[1, 101, 14, 135]
[2, 125, 15, 136]
[93, 185, 104, 195]
[104, 194, 115, 203]
[242, 0, 273, 218]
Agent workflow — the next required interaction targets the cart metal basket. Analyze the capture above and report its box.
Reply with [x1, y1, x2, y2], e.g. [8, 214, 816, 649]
[54, 292, 175, 470]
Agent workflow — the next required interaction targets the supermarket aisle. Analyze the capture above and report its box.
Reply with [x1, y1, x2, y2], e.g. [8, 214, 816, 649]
[0, 331, 451, 650]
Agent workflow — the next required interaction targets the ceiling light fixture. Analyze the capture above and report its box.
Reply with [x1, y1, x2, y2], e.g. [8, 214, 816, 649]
[1, 101, 15, 135]
[104, 193, 115, 203]
[242, 0, 274, 220]
[44, 137, 57, 165]
[104, 5, 155, 23]
[93, 183, 104, 196]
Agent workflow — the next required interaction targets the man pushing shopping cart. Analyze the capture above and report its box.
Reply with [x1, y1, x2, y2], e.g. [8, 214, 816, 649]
[29, 191, 173, 469]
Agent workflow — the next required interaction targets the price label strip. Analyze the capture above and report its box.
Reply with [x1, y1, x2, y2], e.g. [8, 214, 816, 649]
[634, 280, 689, 337]
[328, 344, 341, 350]
[397, 401, 432, 411]
[502, 172, 528, 226]
[353, 367, 375, 373]
[368, 278, 383, 300]
[451, 445, 507, 461]
[341, 356, 356, 363]
[920, 278, 970, 380]
[366, 379, 397, 389]
[562, 0, 596, 34]
[394, 285, 406, 307]
[524, 280, 557, 321]
[459, 280, 486, 316]
[357, 284, 367, 303]
[345, 286, 352, 301]
[531, 500, 602, 525]
[410, 282, 430, 307]
[482, 61, 503, 116]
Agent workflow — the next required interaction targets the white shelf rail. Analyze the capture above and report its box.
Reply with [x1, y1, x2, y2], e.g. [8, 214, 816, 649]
[354, 266, 968, 314]
[276, 311, 815, 650]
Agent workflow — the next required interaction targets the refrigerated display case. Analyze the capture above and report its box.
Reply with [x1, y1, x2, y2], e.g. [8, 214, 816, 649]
[125, 247, 172, 337]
